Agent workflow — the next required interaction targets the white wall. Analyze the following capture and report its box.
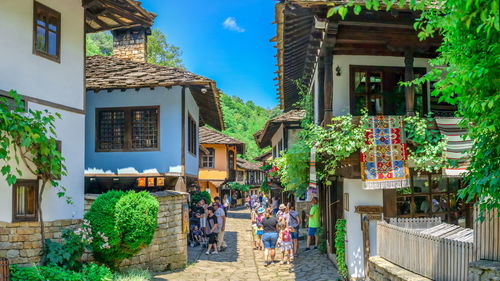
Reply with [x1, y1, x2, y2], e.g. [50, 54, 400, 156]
[330, 55, 430, 116]
[270, 124, 284, 158]
[0, 0, 85, 222]
[0, 0, 84, 109]
[343, 178, 383, 279]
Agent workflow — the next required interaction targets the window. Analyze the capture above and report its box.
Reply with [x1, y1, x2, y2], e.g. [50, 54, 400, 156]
[13, 180, 38, 222]
[278, 139, 283, 155]
[350, 66, 427, 116]
[202, 148, 215, 168]
[395, 173, 468, 225]
[187, 114, 197, 155]
[33, 1, 61, 62]
[96, 106, 159, 152]
[228, 150, 235, 170]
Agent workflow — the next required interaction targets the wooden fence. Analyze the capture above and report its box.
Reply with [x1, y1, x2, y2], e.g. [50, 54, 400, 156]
[377, 222, 475, 281]
[474, 208, 500, 261]
[389, 217, 442, 230]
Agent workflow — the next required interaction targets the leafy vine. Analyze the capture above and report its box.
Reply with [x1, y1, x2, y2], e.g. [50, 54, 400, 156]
[335, 219, 348, 279]
[404, 114, 448, 173]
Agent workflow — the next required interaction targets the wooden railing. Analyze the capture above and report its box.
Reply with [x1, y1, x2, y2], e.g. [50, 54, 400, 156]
[377, 221, 475, 281]
[474, 208, 500, 261]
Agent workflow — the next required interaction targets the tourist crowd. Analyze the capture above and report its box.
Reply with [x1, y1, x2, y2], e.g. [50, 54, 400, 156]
[248, 194, 320, 266]
[188, 196, 228, 255]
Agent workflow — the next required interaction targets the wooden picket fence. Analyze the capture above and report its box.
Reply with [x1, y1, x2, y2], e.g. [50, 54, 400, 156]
[377, 222, 475, 281]
[474, 208, 500, 261]
[389, 217, 442, 230]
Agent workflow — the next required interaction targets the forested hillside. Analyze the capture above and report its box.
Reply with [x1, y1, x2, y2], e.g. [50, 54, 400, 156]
[220, 93, 280, 160]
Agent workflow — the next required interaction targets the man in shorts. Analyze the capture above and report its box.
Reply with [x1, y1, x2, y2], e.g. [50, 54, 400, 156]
[305, 197, 320, 251]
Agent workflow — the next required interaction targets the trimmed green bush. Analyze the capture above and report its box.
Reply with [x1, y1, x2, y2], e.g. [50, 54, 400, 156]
[85, 190, 159, 269]
[115, 191, 159, 257]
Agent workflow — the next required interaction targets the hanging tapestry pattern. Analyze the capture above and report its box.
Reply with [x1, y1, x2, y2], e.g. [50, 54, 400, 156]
[360, 116, 410, 190]
[435, 117, 472, 177]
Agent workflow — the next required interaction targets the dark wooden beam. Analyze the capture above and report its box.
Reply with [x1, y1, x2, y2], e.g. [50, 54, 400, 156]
[404, 49, 415, 116]
[323, 47, 333, 124]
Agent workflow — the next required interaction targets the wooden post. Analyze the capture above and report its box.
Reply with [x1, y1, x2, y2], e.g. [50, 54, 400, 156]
[404, 49, 415, 116]
[323, 47, 333, 124]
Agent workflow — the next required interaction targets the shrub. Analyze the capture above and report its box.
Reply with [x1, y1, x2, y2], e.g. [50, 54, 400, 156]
[10, 263, 113, 281]
[190, 190, 211, 205]
[115, 192, 159, 257]
[85, 190, 159, 269]
[82, 263, 113, 281]
[10, 264, 82, 281]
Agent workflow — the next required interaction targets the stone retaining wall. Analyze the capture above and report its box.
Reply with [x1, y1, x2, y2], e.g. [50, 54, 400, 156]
[468, 260, 500, 281]
[1, 190, 188, 272]
[367, 256, 432, 281]
[85, 191, 188, 271]
[0, 219, 81, 265]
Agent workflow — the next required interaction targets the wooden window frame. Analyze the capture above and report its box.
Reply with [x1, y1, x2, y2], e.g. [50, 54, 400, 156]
[33, 1, 61, 63]
[95, 106, 160, 152]
[395, 172, 466, 224]
[187, 114, 197, 156]
[12, 179, 39, 222]
[349, 65, 428, 116]
[202, 148, 215, 168]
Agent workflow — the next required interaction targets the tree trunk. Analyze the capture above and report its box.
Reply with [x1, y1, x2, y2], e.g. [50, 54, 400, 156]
[38, 180, 47, 265]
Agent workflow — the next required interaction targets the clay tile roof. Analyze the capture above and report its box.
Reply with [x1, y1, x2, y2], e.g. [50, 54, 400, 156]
[236, 159, 261, 171]
[199, 127, 246, 154]
[85, 56, 224, 130]
[254, 110, 305, 148]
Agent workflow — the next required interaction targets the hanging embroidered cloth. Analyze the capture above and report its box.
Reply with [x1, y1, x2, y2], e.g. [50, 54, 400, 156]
[360, 116, 410, 190]
[435, 117, 472, 177]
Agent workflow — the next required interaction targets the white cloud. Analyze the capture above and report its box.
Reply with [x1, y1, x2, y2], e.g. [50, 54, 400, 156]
[223, 17, 245, 33]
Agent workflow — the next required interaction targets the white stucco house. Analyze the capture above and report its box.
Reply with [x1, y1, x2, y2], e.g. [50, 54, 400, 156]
[0, 0, 155, 264]
[84, 27, 224, 194]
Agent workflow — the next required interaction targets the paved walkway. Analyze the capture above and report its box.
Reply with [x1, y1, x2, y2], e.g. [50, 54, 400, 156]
[154, 208, 340, 281]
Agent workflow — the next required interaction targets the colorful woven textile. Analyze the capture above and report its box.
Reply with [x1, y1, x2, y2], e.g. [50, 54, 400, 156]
[435, 117, 472, 177]
[360, 116, 410, 190]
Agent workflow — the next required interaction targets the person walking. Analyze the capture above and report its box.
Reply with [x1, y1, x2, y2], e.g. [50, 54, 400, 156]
[278, 224, 293, 264]
[287, 205, 301, 255]
[261, 208, 279, 266]
[214, 202, 227, 251]
[254, 207, 265, 250]
[305, 197, 320, 251]
[272, 197, 279, 215]
[276, 204, 288, 225]
[205, 206, 219, 255]
[198, 199, 208, 246]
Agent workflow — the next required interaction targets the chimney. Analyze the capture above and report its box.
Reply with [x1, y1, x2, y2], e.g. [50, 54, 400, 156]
[111, 27, 151, 63]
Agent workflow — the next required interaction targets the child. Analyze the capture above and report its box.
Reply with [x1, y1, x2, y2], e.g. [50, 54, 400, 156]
[205, 206, 219, 255]
[278, 224, 293, 264]
[255, 207, 265, 250]
[192, 225, 202, 246]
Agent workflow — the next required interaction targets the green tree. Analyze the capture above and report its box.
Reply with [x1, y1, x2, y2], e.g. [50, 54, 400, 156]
[147, 28, 183, 68]
[220, 93, 280, 160]
[85, 28, 184, 68]
[86, 32, 113, 56]
[328, 0, 500, 215]
[0, 90, 67, 259]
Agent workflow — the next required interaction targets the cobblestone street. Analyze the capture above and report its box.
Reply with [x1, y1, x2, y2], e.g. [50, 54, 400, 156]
[154, 208, 341, 281]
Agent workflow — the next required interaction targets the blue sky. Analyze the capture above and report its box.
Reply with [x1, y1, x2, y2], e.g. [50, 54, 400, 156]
[141, 0, 278, 109]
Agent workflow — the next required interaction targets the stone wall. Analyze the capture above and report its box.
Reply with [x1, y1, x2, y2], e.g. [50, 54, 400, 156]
[468, 260, 500, 281]
[0, 219, 81, 265]
[84, 190, 188, 271]
[367, 256, 432, 281]
[111, 27, 148, 63]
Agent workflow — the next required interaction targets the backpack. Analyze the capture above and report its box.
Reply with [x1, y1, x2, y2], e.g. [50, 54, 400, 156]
[282, 229, 291, 242]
